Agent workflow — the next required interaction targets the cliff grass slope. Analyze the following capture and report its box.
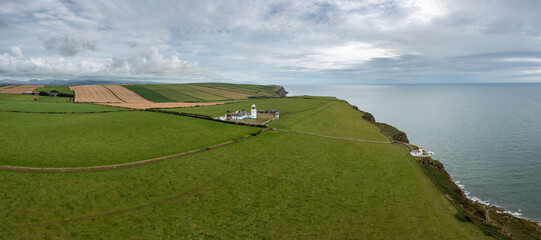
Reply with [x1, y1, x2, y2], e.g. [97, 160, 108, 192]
[0, 91, 492, 239]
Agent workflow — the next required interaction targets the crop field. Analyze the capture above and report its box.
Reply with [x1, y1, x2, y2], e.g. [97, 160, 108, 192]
[34, 85, 74, 95]
[122, 84, 175, 102]
[103, 85, 151, 103]
[186, 85, 253, 99]
[0, 85, 45, 94]
[159, 84, 229, 101]
[124, 83, 283, 103]
[70, 85, 124, 103]
[0, 91, 490, 239]
[194, 82, 283, 96]
[0, 111, 257, 167]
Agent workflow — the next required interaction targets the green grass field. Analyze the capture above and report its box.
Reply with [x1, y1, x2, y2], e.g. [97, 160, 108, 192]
[0, 111, 257, 167]
[34, 85, 74, 95]
[0, 100, 122, 112]
[0, 90, 492, 239]
[0, 93, 71, 102]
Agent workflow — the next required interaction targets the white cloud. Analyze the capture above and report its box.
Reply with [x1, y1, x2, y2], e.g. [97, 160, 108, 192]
[10, 46, 23, 59]
[304, 42, 397, 69]
[0, 46, 214, 79]
[1, 0, 541, 83]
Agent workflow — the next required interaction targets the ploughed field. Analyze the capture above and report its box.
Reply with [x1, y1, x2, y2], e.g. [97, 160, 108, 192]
[0, 85, 45, 94]
[0, 89, 491, 239]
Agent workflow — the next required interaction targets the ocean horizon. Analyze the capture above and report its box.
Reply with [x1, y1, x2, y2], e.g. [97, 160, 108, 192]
[286, 83, 541, 223]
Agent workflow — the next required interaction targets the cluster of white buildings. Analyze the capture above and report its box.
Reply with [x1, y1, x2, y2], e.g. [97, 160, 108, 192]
[410, 147, 435, 157]
[218, 104, 279, 121]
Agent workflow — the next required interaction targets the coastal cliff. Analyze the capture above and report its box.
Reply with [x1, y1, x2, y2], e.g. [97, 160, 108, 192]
[275, 87, 288, 97]
[352, 105, 410, 143]
[357, 106, 541, 240]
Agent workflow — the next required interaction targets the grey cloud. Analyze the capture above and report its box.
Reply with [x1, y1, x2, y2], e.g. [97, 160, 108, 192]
[0, 19, 7, 28]
[126, 41, 139, 48]
[43, 36, 97, 56]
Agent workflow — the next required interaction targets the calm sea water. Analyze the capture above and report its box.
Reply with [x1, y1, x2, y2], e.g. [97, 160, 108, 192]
[285, 84, 541, 222]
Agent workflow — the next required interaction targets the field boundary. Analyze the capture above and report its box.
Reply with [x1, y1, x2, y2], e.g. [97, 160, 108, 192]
[0, 129, 268, 173]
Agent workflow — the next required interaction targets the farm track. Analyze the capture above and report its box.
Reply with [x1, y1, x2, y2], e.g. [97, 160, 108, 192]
[0, 129, 268, 173]
[0, 85, 45, 94]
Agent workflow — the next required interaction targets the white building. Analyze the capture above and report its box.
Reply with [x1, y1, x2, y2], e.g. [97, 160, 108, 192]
[250, 104, 257, 119]
[410, 147, 435, 157]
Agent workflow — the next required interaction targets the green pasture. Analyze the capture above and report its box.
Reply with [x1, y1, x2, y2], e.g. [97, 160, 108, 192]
[34, 85, 74, 95]
[169, 96, 331, 117]
[0, 100, 122, 112]
[0, 131, 489, 239]
[0, 93, 70, 102]
[170, 96, 387, 141]
[0, 111, 257, 167]
[0, 88, 492, 239]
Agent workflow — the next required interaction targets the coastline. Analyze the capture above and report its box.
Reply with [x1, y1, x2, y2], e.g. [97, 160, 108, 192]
[284, 84, 540, 225]
[348, 101, 541, 239]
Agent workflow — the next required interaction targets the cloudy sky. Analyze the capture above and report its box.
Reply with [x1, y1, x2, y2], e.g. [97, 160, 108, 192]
[1, 0, 541, 84]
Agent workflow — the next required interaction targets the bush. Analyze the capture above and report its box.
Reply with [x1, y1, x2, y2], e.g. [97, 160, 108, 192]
[362, 112, 375, 123]
[455, 211, 472, 222]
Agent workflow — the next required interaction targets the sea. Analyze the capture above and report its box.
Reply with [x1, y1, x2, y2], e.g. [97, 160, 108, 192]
[285, 84, 541, 223]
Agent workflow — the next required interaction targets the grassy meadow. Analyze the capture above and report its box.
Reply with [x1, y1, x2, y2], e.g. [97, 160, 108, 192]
[0, 93, 71, 102]
[0, 88, 493, 239]
[0, 100, 122, 112]
[0, 111, 257, 167]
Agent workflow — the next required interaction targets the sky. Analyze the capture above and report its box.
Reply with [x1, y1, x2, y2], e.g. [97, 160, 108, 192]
[1, 0, 541, 84]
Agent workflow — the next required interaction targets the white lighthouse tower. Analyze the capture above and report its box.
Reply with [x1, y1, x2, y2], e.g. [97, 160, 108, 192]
[250, 104, 257, 119]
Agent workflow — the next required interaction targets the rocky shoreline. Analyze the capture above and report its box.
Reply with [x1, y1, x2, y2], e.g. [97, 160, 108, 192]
[352, 104, 541, 240]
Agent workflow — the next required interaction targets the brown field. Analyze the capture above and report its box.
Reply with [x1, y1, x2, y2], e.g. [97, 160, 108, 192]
[187, 85, 253, 99]
[70, 85, 124, 103]
[70, 85, 151, 103]
[98, 102, 226, 110]
[0, 85, 45, 94]
[103, 85, 151, 103]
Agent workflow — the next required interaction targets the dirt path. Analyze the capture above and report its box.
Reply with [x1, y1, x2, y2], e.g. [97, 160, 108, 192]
[0, 129, 268, 173]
